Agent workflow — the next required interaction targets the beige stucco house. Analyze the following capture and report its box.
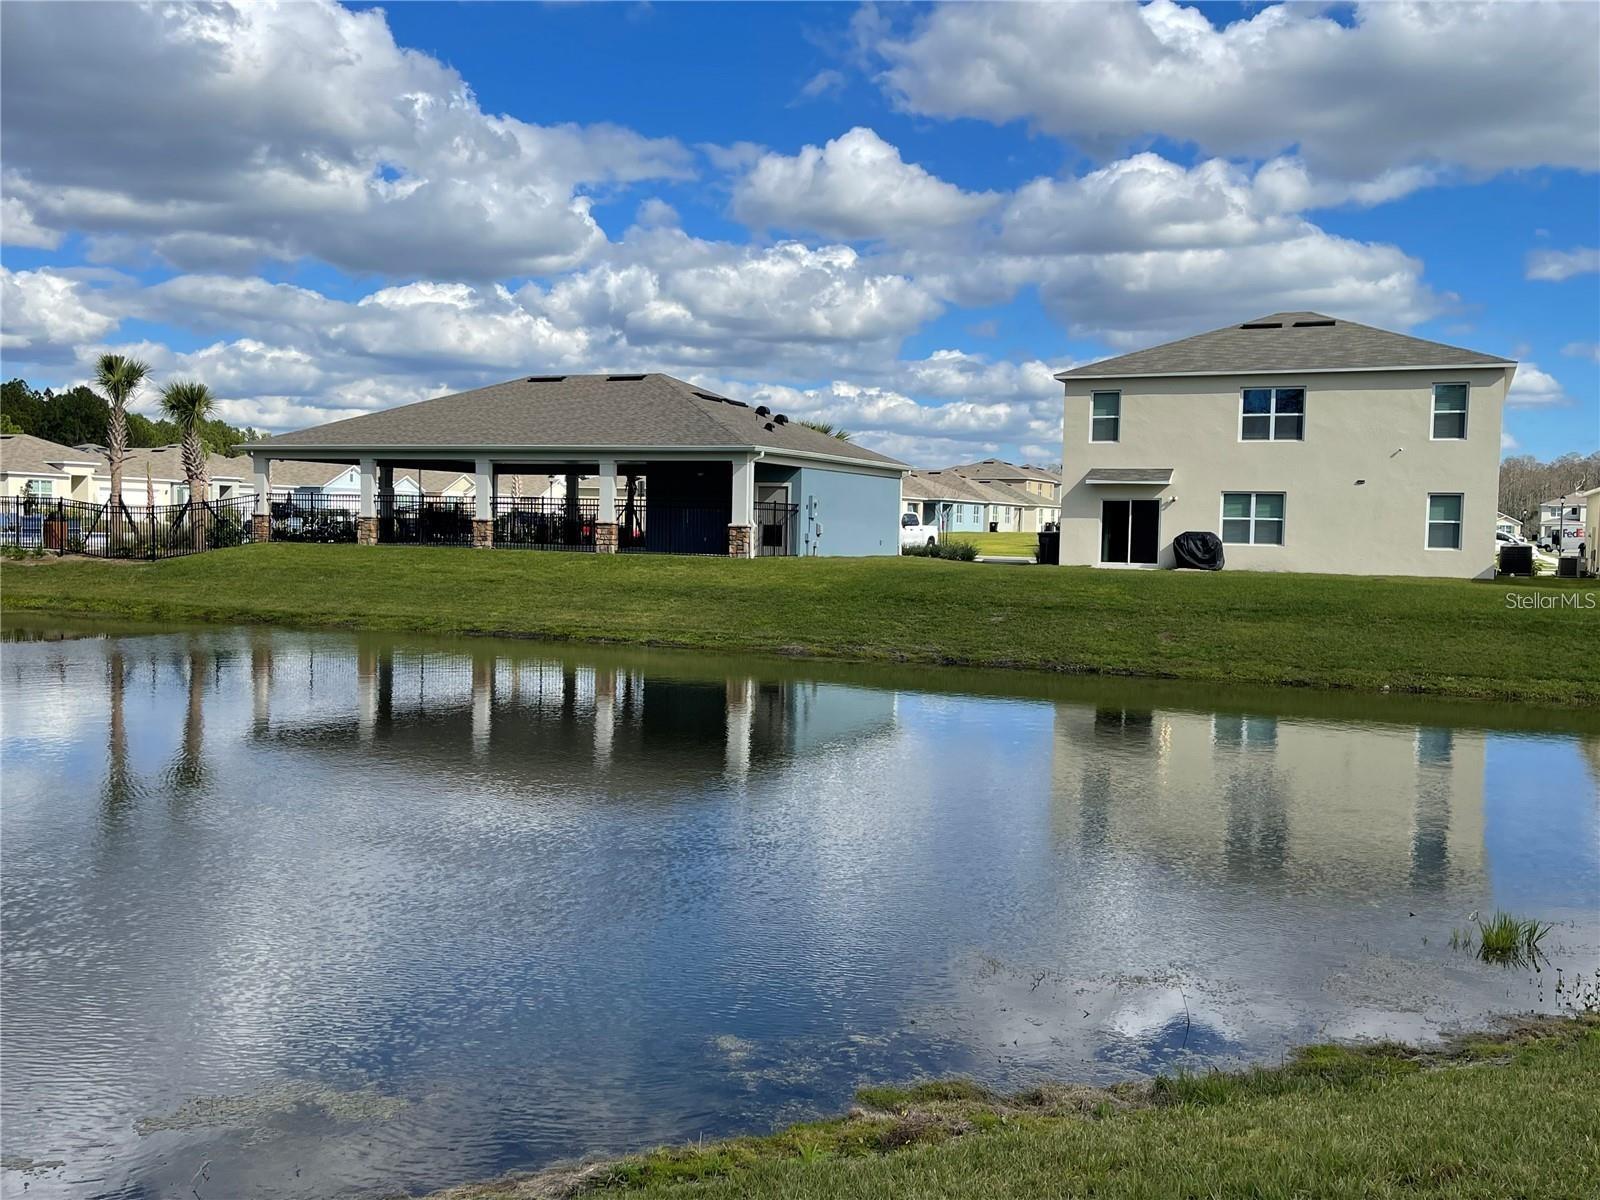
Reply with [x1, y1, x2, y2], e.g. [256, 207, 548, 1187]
[0, 433, 104, 502]
[0, 435, 254, 505]
[1055, 313, 1515, 578]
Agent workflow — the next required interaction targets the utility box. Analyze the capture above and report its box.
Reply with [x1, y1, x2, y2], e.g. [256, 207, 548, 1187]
[1498, 544, 1533, 576]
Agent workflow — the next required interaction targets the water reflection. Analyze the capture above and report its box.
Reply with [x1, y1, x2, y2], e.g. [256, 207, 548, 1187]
[1, 625, 1595, 1200]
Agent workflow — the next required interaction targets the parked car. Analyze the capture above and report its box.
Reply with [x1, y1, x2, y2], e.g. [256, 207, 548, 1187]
[1495, 530, 1527, 546]
[900, 511, 938, 549]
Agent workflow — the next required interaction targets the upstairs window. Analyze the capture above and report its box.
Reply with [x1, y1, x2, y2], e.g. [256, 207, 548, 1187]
[1090, 391, 1121, 442]
[1427, 493, 1463, 549]
[1432, 383, 1468, 439]
[1241, 387, 1304, 441]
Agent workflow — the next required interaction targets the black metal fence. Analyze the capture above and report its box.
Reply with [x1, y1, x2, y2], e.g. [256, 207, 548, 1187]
[0, 496, 256, 560]
[379, 492, 473, 546]
[494, 496, 597, 551]
[754, 501, 799, 557]
[620, 504, 729, 556]
[269, 492, 359, 543]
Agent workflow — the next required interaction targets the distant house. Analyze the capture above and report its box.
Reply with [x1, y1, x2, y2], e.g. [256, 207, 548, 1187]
[945, 459, 1061, 531]
[1055, 312, 1515, 577]
[113, 446, 255, 504]
[0, 433, 104, 503]
[1537, 491, 1589, 548]
[1495, 511, 1520, 540]
[902, 469, 1024, 533]
[0, 434, 254, 506]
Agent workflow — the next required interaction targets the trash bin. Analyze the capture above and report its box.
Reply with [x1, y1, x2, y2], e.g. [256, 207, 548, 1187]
[989, 521, 998, 533]
[42, 512, 68, 551]
[1036, 529, 1060, 564]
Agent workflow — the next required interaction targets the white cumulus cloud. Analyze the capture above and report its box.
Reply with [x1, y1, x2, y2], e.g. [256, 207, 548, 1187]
[869, 1, 1600, 178]
[733, 127, 997, 240]
[0, 0, 692, 278]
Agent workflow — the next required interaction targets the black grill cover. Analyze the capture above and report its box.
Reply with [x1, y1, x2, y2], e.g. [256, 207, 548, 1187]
[1173, 530, 1225, 570]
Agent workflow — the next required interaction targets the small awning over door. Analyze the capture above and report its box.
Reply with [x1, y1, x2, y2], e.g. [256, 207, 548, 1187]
[1083, 468, 1173, 486]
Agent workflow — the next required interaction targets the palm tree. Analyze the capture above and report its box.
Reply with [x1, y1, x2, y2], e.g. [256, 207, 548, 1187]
[158, 380, 216, 505]
[95, 354, 151, 511]
[798, 419, 852, 442]
[159, 380, 217, 550]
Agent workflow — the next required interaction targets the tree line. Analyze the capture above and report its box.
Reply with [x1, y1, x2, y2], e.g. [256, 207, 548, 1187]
[1500, 450, 1599, 534]
[1, 377, 259, 459]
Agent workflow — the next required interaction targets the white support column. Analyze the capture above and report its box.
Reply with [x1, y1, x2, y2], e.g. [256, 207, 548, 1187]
[730, 453, 756, 558]
[252, 454, 271, 515]
[359, 457, 377, 519]
[474, 457, 493, 521]
[597, 458, 617, 524]
[731, 454, 756, 527]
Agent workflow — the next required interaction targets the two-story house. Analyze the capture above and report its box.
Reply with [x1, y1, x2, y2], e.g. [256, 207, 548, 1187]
[1536, 491, 1588, 549]
[1054, 313, 1515, 579]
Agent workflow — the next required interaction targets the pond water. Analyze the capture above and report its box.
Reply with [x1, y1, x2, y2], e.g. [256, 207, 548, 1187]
[2, 620, 1597, 1199]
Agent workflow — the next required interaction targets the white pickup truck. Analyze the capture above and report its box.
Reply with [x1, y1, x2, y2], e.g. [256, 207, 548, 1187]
[900, 511, 939, 549]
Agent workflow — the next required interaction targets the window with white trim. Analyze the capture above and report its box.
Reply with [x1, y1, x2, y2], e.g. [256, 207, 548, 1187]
[1427, 493, 1463, 549]
[1221, 492, 1285, 545]
[1241, 387, 1304, 441]
[25, 478, 54, 498]
[1431, 383, 1468, 439]
[1090, 391, 1121, 442]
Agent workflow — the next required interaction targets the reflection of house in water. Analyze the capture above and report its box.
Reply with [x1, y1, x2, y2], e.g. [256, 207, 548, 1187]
[249, 643, 898, 787]
[1050, 704, 1486, 892]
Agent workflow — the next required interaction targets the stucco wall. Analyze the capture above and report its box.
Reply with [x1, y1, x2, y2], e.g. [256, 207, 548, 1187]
[1059, 367, 1510, 578]
[792, 465, 900, 556]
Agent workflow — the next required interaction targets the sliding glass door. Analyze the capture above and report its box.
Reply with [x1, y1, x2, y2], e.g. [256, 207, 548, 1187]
[1100, 499, 1159, 564]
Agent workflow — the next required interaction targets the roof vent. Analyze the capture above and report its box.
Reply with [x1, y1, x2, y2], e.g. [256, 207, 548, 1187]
[763, 421, 775, 431]
[606, 374, 646, 382]
[755, 405, 771, 417]
[774, 413, 788, 425]
[1292, 319, 1335, 328]
[692, 390, 724, 403]
[527, 375, 566, 383]
[1240, 322, 1283, 330]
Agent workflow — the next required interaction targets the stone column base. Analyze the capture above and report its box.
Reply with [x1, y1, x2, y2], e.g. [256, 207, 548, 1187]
[595, 521, 618, 553]
[251, 514, 271, 543]
[471, 518, 494, 548]
[357, 516, 378, 546]
[727, 523, 752, 558]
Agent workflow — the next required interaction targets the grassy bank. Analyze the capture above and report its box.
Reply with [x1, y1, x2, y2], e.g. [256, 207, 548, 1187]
[3, 545, 1596, 704]
[433, 1016, 1599, 1199]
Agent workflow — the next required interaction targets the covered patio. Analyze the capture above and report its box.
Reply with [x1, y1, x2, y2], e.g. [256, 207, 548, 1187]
[243, 374, 907, 557]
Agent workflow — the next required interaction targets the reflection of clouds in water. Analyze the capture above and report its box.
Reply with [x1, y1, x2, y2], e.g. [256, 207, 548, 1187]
[2, 627, 1598, 1200]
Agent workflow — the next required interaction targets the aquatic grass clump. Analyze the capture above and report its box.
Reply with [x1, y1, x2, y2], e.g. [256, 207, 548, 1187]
[1451, 911, 1552, 967]
[1474, 911, 1551, 965]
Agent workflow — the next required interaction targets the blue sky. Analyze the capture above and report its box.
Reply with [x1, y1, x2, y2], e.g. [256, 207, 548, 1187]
[1, 0, 1595, 465]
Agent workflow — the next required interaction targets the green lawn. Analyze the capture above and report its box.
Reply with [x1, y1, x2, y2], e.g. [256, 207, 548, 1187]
[957, 531, 1039, 557]
[2, 544, 1596, 704]
[430, 1017, 1600, 1199]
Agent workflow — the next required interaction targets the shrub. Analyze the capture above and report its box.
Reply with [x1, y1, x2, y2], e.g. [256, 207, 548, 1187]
[901, 539, 979, 562]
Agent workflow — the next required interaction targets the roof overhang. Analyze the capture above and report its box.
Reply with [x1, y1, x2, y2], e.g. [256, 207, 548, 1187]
[1055, 362, 1517, 382]
[1083, 469, 1174, 486]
